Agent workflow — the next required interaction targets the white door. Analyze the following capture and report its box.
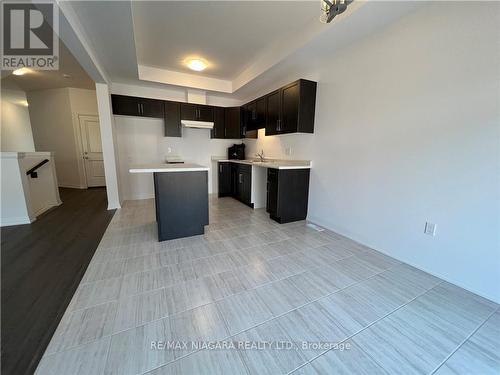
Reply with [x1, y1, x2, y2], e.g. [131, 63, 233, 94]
[79, 114, 106, 187]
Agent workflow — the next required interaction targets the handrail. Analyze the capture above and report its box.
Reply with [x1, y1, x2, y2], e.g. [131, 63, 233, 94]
[26, 159, 49, 178]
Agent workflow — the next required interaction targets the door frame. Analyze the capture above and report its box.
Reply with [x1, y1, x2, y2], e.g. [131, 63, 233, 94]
[74, 113, 102, 188]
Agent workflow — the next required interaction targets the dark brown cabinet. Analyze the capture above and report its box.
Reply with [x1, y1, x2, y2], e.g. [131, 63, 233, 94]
[112, 95, 163, 118]
[245, 97, 267, 132]
[112, 94, 180, 137]
[164, 101, 181, 137]
[267, 168, 310, 223]
[255, 97, 267, 129]
[224, 107, 243, 139]
[219, 162, 252, 206]
[111, 77, 315, 140]
[181, 103, 214, 122]
[237, 166, 252, 206]
[266, 90, 281, 136]
[217, 162, 232, 197]
[246, 101, 257, 131]
[265, 79, 317, 136]
[211, 106, 225, 139]
[140, 98, 164, 118]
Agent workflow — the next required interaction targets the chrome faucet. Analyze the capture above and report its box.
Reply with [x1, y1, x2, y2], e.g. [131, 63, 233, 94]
[256, 149, 265, 162]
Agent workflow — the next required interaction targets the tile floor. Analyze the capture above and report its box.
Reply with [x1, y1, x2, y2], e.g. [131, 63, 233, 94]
[35, 196, 500, 375]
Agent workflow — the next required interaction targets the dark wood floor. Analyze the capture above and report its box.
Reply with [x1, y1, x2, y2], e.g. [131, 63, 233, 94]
[1, 188, 115, 375]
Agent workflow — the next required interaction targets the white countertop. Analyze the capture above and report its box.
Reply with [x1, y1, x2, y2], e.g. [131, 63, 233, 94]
[212, 157, 311, 170]
[129, 163, 209, 173]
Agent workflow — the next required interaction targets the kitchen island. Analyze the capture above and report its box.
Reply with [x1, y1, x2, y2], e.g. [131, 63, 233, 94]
[129, 163, 209, 241]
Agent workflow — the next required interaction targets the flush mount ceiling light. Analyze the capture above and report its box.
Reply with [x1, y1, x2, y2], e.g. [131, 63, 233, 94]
[320, 0, 352, 24]
[12, 67, 32, 76]
[186, 59, 207, 72]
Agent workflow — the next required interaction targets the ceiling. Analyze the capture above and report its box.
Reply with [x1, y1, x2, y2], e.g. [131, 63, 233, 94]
[1, 41, 95, 92]
[59, 1, 424, 97]
[132, 1, 318, 80]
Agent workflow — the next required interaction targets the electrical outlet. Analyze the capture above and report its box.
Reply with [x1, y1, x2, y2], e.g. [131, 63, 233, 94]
[167, 147, 172, 153]
[424, 222, 437, 236]
[285, 146, 292, 156]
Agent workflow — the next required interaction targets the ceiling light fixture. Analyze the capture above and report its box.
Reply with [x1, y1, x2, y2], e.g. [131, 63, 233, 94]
[320, 0, 351, 24]
[186, 59, 207, 72]
[12, 68, 32, 76]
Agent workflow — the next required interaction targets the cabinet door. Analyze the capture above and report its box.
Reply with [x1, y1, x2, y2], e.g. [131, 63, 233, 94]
[111, 95, 141, 116]
[241, 171, 252, 204]
[265, 90, 281, 136]
[224, 107, 242, 139]
[140, 98, 164, 118]
[246, 101, 257, 131]
[255, 97, 267, 129]
[197, 105, 214, 122]
[267, 169, 279, 216]
[211, 107, 225, 139]
[237, 169, 244, 201]
[231, 164, 239, 197]
[281, 82, 300, 134]
[164, 101, 181, 137]
[180, 103, 197, 121]
[218, 162, 232, 196]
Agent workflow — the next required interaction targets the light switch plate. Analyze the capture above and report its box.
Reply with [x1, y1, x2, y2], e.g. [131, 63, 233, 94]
[424, 222, 437, 236]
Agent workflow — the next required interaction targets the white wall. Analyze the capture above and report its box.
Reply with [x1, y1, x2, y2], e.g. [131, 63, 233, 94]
[244, 2, 500, 302]
[1, 90, 35, 152]
[1, 152, 61, 226]
[96, 83, 122, 209]
[1, 152, 34, 225]
[115, 116, 237, 200]
[27, 87, 98, 188]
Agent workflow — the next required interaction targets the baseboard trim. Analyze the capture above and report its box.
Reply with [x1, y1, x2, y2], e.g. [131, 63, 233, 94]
[1, 216, 36, 227]
[33, 202, 62, 218]
[58, 184, 86, 189]
[307, 215, 500, 304]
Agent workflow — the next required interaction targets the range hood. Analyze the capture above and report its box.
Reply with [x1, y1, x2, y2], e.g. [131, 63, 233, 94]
[181, 120, 214, 129]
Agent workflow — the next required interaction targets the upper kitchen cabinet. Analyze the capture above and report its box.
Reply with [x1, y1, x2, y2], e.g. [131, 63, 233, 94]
[265, 89, 281, 136]
[245, 96, 267, 131]
[111, 95, 164, 118]
[211, 106, 225, 139]
[224, 107, 243, 139]
[245, 101, 257, 131]
[265, 79, 317, 136]
[180, 103, 214, 122]
[255, 97, 267, 129]
[164, 101, 182, 137]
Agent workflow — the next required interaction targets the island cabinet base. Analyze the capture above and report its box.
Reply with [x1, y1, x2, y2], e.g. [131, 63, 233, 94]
[153, 171, 209, 241]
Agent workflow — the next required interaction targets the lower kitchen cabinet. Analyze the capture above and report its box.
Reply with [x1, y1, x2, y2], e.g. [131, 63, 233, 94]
[218, 162, 252, 206]
[267, 168, 310, 223]
[236, 164, 252, 206]
[218, 162, 232, 197]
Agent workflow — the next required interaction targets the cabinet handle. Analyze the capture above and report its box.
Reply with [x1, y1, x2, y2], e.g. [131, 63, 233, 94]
[141, 103, 144, 115]
[219, 165, 222, 173]
[276, 119, 280, 131]
[239, 173, 242, 183]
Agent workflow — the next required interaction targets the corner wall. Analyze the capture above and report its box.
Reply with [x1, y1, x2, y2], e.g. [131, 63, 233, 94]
[1, 90, 35, 152]
[244, 2, 500, 302]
